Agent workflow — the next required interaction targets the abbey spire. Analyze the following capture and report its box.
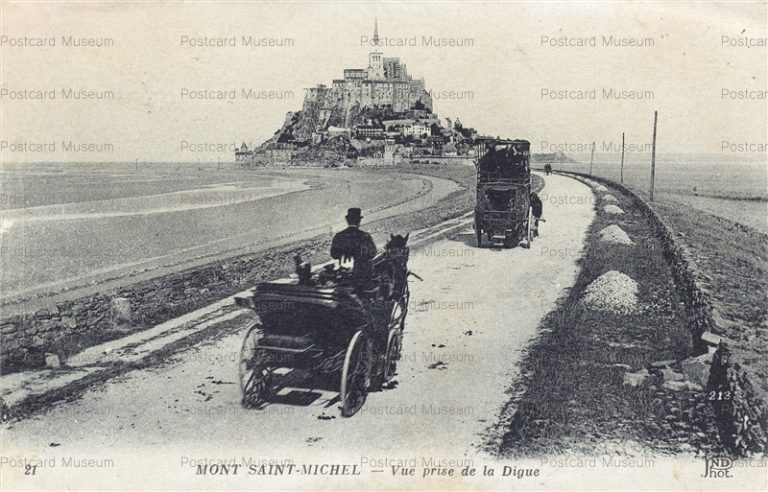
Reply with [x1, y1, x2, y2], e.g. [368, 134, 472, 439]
[373, 17, 380, 46]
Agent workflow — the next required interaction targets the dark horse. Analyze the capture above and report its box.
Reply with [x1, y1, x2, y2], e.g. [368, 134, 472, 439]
[367, 233, 412, 388]
[374, 233, 410, 300]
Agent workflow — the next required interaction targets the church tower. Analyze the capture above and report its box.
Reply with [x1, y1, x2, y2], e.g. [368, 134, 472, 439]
[368, 51, 384, 80]
[367, 19, 384, 80]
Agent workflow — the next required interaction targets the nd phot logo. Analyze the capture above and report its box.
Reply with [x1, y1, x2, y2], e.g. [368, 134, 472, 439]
[702, 456, 733, 478]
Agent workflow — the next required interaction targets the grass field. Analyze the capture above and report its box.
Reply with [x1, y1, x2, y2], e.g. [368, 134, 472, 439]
[494, 176, 722, 456]
[650, 197, 768, 402]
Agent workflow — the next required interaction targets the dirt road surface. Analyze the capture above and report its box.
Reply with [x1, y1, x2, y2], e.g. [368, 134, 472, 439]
[2, 175, 606, 490]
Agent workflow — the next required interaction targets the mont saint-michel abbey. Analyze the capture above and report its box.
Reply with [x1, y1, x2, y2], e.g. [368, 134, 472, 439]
[305, 20, 433, 115]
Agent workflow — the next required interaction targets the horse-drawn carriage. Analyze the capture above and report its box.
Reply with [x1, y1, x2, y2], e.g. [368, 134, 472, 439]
[235, 234, 411, 417]
[473, 138, 534, 248]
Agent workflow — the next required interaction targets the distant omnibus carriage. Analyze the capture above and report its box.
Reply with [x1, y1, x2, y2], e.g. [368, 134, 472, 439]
[473, 139, 533, 248]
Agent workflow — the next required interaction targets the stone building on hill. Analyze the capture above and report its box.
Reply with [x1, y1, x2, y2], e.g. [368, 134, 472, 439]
[304, 21, 432, 116]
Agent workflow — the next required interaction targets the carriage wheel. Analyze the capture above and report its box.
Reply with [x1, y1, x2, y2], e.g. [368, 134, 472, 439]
[340, 330, 370, 417]
[382, 300, 406, 383]
[389, 297, 407, 331]
[383, 328, 403, 384]
[239, 323, 273, 408]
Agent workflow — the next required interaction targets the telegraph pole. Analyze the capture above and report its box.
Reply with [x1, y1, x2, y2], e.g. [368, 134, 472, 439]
[650, 111, 658, 201]
[589, 141, 595, 176]
[620, 132, 625, 184]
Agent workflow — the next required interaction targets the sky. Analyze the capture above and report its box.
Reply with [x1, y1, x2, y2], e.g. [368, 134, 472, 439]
[0, 1, 766, 162]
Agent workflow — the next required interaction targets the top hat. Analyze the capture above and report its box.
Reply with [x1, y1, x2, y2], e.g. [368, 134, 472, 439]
[346, 207, 363, 222]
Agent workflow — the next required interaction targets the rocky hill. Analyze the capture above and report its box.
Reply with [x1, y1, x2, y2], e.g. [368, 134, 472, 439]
[259, 103, 432, 149]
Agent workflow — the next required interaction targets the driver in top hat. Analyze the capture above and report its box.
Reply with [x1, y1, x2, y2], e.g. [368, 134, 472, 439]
[331, 207, 377, 281]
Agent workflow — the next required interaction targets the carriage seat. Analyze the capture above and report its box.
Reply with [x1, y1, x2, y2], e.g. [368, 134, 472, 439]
[259, 334, 315, 353]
